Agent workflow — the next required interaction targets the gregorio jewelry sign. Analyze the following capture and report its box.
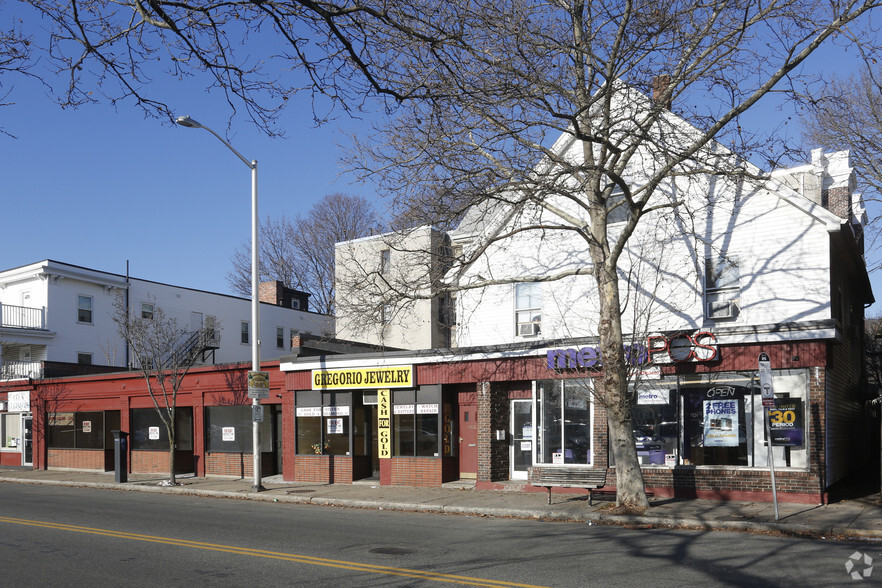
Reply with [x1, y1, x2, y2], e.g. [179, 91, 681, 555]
[312, 365, 414, 390]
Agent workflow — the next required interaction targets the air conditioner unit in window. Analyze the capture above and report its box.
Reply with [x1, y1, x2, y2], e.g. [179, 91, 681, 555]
[707, 300, 735, 320]
[518, 322, 540, 336]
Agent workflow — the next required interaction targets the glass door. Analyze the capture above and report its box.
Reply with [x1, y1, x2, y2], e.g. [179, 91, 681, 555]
[510, 399, 533, 480]
[22, 415, 33, 466]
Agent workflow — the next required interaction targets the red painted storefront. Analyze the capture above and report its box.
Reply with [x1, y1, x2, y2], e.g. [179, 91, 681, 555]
[1, 334, 872, 505]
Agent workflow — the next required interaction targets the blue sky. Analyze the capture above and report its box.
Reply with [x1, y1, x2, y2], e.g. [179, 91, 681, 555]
[2, 6, 880, 316]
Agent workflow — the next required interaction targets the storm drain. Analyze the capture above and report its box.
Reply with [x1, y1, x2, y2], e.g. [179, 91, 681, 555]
[370, 547, 416, 556]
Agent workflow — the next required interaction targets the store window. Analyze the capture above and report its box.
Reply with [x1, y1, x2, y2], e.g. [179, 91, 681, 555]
[535, 380, 591, 465]
[48, 411, 108, 449]
[392, 388, 441, 457]
[615, 370, 809, 469]
[132, 407, 194, 451]
[2, 413, 22, 449]
[204, 406, 269, 453]
[632, 383, 679, 465]
[295, 391, 350, 455]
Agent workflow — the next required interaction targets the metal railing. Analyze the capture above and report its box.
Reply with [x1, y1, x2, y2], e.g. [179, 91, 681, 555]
[0, 360, 42, 380]
[0, 303, 46, 330]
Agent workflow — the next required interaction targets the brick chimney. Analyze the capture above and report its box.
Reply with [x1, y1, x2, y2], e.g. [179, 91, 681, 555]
[652, 74, 672, 110]
[259, 280, 285, 305]
[811, 148, 854, 222]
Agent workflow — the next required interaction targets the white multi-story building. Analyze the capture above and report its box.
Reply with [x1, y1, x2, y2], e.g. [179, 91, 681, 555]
[0, 260, 334, 380]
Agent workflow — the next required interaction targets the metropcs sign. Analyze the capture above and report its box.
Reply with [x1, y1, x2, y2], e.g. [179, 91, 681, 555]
[547, 331, 718, 370]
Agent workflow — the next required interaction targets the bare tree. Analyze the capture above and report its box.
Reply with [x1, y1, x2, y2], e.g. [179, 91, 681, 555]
[803, 66, 882, 269]
[339, 2, 881, 511]
[227, 193, 382, 314]
[113, 294, 219, 485]
[12, 0, 882, 512]
[19, 1, 450, 133]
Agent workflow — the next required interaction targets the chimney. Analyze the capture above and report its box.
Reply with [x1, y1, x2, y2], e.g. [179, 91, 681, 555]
[811, 149, 854, 222]
[652, 75, 672, 110]
[259, 280, 284, 305]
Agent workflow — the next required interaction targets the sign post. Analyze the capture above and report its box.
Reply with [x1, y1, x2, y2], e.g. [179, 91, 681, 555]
[758, 352, 779, 520]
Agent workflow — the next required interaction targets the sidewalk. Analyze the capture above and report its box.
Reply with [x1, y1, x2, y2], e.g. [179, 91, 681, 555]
[2, 466, 881, 542]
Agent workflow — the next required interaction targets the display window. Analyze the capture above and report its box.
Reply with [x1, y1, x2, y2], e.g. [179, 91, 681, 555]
[48, 411, 119, 449]
[1, 413, 21, 449]
[632, 383, 678, 465]
[294, 391, 351, 455]
[204, 406, 268, 453]
[614, 370, 809, 469]
[393, 388, 441, 457]
[535, 380, 592, 465]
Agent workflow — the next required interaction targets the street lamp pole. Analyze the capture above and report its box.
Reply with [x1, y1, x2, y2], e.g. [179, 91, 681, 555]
[175, 115, 264, 491]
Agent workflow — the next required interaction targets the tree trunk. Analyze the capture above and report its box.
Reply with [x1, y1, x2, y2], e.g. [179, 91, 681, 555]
[167, 424, 176, 486]
[594, 251, 650, 511]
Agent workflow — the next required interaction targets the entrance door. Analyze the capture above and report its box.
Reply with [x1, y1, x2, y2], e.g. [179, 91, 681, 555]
[510, 399, 533, 480]
[458, 404, 478, 478]
[274, 408, 283, 475]
[22, 416, 33, 466]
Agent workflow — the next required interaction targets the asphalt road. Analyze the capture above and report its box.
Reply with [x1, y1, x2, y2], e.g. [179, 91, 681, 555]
[0, 484, 878, 587]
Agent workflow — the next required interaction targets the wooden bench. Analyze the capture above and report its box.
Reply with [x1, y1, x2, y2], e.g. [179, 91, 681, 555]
[528, 466, 608, 506]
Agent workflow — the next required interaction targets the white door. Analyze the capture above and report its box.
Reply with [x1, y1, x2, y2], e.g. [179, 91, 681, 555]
[510, 399, 533, 480]
[190, 312, 203, 331]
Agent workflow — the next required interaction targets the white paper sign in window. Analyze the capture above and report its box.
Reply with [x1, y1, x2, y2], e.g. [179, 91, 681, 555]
[148, 426, 160, 440]
[327, 418, 343, 434]
[323, 406, 350, 417]
[222, 427, 235, 441]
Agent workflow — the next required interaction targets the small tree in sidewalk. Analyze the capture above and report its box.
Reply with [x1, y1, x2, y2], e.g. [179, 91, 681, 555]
[113, 294, 217, 486]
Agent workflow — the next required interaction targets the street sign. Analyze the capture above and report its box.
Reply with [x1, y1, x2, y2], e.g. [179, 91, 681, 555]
[758, 352, 774, 408]
[252, 404, 264, 422]
[247, 370, 270, 399]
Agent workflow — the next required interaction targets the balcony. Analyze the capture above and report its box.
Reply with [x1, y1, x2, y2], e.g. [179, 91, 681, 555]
[0, 359, 42, 380]
[0, 303, 47, 330]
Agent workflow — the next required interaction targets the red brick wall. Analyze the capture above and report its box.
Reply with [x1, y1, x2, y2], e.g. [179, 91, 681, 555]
[477, 381, 510, 482]
[47, 449, 105, 470]
[205, 452, 274, 478]
[388, 457, 444, 486]
[293, 455, 354, 483]
[641, 467, 823, 503]
[131, 450, 168, 474]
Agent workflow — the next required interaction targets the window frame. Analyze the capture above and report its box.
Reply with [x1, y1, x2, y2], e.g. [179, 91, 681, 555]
[515, 282, 541, 337]
[704, 254, 741, 321]
[140, 302, 154, 320]
[77, 295, 93, 324]
[240, 321, 250, 344]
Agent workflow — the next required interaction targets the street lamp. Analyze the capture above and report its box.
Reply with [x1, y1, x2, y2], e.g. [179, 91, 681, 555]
[176, 115, 264, 491]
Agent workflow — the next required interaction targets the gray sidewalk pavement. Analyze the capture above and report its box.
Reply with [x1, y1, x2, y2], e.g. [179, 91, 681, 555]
[2, 466, 881, 542]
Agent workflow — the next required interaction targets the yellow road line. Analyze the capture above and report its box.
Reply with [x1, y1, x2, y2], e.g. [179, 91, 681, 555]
[0, 516, 547, 588]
